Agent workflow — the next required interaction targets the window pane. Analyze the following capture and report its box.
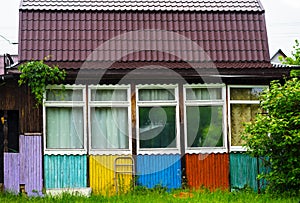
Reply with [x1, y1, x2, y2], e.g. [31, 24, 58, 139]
[139, 89, 175, 101]
[91, 107, 129, 149]
[187, 106, 223, 147]
[46, 107, 84, 149]
[231, 104, 260, 146]
[91, 89, 127, 101]
[186, 88, 222, 100]
[230, 88, 264, 100]
[139, 106, 176, 148]
[46, 89, 83, 101]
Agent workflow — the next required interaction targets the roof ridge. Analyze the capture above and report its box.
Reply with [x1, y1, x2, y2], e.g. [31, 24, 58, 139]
[20, 0, 264, 12]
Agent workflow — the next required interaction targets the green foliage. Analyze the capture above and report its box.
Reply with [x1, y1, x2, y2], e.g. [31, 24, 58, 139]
[18, 60, 66, 105]
[242, 78, 300, 195]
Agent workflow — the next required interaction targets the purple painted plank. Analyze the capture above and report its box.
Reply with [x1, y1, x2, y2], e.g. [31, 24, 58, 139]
[4, 153, 20, 194]
[20, 134, 43, 196]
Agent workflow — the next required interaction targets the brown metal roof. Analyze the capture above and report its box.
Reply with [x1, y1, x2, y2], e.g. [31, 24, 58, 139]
[20, 0, 264, 12]
[19, 10, 270, 67]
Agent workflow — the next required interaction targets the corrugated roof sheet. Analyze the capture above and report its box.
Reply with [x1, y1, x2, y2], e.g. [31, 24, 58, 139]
[19, 11, 270, 65]
[20, 0, 264, 12]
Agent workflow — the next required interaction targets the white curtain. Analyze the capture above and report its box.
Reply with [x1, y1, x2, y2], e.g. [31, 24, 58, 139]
[46, 107, 84, 149]
[139, 89, 175, 101]
[186, 88, 222, 100]
[91, 107, 128, 149]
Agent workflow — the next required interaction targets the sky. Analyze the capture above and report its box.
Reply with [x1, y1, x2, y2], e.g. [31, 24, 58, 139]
[0, 0, 299, 58]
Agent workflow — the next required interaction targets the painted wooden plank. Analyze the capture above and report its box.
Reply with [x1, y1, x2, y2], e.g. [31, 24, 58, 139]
[230, 153, 258, 191]
[19, 135, 43, 196]
[136, 154, 181, 189]
[185, 153, 229, 190]
[4, 153, 20, 194]
[89, 155, 133, 196]
[44, 155, 87, 189]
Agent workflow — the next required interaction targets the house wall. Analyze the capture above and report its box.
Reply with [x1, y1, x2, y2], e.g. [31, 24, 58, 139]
[44, 155, 87, 189]
[4, 134, 43, 196]
[0, 79, 42, 133]
[89, 155, 133, 196]
[185, 153, 230, 190]
[136, 154, 182, 189]
[230, 152, 259, 191]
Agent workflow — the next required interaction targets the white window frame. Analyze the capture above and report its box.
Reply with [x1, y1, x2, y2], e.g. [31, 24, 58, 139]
[136, 84, 180, 155]
[88, 85, 132, 155]
[43, 85, 87, 155]
[228, 85, 268, 152]
[184, 84, 227, 154]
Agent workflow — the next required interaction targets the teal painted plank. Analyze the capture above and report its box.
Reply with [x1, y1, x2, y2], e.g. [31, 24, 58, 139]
[230, 153, 258, 191]
[44, 155, 87, 189]
[258, 157, 270, 190]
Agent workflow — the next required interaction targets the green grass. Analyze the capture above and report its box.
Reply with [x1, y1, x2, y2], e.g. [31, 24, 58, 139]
[0, 188, 299, 203]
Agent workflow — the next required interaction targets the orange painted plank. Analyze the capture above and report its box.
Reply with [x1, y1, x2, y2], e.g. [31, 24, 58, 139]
[185, 153, 229, 191]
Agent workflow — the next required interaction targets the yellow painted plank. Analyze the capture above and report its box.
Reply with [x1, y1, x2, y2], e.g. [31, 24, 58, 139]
[89, 155, 133, 196]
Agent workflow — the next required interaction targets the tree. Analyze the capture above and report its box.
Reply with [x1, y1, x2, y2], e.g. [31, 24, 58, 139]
[243, 41, 300, 195]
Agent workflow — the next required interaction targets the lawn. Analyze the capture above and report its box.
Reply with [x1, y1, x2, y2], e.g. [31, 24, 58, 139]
[0, 188, 299, 203]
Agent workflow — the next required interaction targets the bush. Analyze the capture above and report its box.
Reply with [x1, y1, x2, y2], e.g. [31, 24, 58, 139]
[242, 78, 300, 196]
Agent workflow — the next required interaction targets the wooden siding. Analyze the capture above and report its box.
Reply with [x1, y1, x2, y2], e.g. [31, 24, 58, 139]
[89, 155, 133, 196]
[0, 79, 42, 133]
[3, 135, 43, 196]
[230, 153, 258, 191]
[136, 154, 181, 189]
[44, 155, 87, 189]
[4, 153, 20, 194]
[19, 135, 43, 196]
[185, 153, 229, 190]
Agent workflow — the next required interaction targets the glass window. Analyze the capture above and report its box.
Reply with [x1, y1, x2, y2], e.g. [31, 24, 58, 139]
[89, 86, 131, 153]
[229, 86, 267, 151]
[139, 106, 176, 148]
[185, 85, 226, 152]
[230, 104, 260, 146]
[46, 89, 83, 101]
[139, 89, 175, 101]
[91, 89, 127, 101]
[46, 107, 84, 149]
[186, 106, 223, 147]
[91, 107, 129, 149]
[44, 86, 86, 153]
[137, 86, 179, 152]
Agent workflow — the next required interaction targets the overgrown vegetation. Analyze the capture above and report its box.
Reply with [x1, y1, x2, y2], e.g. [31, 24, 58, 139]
[18, 60, 66, 105]
[242, 78, 300, 196]
[0, 188, 299, 203]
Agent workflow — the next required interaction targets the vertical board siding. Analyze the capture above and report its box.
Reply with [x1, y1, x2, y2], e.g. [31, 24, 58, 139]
[89, 155, 133, 196]
[136, 154, 181, 189]
[19, 135, 43, 196]
[44, 155, 87, 189]
[230, 153, 258, 191]
[4, 153, 20, 194]
[185, 153, 229, 190]
[258, 157, 270, 190]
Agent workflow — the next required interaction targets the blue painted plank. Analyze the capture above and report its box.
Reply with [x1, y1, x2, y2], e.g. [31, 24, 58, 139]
[44, 155, 87, 189]
[136, 154, 181, 189]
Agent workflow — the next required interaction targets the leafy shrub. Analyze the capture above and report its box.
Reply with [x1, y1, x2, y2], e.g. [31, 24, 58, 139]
[242, 78, 300, 196]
